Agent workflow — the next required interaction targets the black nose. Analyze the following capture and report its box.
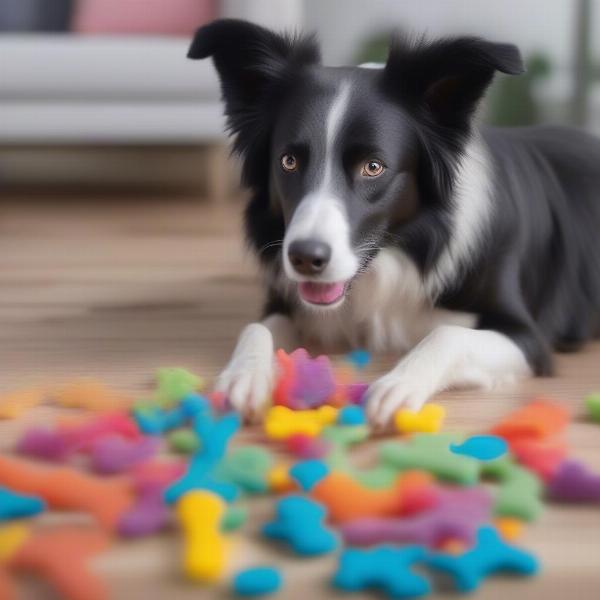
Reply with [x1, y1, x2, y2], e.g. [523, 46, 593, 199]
[288, 239, 331, 276]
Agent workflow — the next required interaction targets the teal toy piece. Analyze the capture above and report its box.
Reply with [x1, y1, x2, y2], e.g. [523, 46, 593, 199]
[337, 405, 366, 425]
[289, 459, 330, 491]
[233, 566, 282, 596]
[0, 486, 46, 521]
[450, 435, 508, 461]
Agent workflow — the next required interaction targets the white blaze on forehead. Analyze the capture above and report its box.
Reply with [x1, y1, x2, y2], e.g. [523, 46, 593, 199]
[283, 81, 358, 284]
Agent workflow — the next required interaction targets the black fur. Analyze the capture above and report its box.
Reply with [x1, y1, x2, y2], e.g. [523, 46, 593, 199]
[190, 20, 600, 375]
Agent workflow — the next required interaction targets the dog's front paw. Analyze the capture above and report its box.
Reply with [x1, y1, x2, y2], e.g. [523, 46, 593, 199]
[215, 323, 275, 420]
[365, 368, 435, 427]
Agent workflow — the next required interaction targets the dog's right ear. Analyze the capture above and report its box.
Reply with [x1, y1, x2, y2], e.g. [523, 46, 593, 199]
[189, 19, 320, 143]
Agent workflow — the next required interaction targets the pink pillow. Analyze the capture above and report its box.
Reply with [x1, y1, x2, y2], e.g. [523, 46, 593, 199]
[72, 0, 216, 35]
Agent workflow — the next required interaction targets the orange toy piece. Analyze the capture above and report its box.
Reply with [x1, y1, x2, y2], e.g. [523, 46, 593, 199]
[9, 528, 109, 600]
[53, 379, 133, 412]
[509, 437, 567, 481]
[267, 464, 297, 494]
[0, 456, 133, 530]
[310, 470, 435, 523]
[272, 349, 295, 407]
[0, 387, 45, 419]
[494, 517, 524, 541]
[491, 399, 569, 442]
[0, 570, 15, 600]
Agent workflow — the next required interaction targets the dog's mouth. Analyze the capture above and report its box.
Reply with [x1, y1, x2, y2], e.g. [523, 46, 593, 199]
[298, 281, 347, 306]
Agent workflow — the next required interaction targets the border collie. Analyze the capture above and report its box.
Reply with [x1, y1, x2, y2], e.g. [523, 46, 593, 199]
[189, 19, 600, 425]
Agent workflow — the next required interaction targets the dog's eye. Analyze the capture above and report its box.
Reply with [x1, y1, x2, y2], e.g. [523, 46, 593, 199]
[281, 154, 298, 172]
[361, 160, 384, 177]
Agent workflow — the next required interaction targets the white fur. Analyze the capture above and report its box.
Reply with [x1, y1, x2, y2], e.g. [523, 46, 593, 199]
[282, 82, 358, 284]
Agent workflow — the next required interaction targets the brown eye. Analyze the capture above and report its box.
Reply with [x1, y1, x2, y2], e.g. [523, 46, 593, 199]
[361, 160, 384, 177]
[281, 154, 298, 172]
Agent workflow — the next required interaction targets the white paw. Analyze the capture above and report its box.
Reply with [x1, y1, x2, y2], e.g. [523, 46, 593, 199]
[365, 369, 435, 427]
[215, 323, 275, 420]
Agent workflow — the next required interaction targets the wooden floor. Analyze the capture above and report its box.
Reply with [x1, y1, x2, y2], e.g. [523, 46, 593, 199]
[1, 194, 599, 599]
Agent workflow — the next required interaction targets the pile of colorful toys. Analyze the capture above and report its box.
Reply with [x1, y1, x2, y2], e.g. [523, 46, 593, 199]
[1, 350, 599, 599]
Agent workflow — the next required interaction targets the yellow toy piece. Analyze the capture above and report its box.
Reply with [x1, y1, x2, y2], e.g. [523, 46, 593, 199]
[0, 523, 30, 562]
[53, 379, 133, 412]
[176, 490, 227, 582]
[264, 405, 338, 439]
[0, 388, 45, 420]
[394, 403, 446, 434]
[494, 517, 524, 541]
[267, 463, 296, 493]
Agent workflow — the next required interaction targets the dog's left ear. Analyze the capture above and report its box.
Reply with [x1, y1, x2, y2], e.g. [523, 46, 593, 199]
[383, 34, 524, 129]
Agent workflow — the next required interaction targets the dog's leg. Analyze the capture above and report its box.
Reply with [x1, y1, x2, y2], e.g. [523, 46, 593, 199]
[215, 314, 297, 418]
[366, 325, 531, 426]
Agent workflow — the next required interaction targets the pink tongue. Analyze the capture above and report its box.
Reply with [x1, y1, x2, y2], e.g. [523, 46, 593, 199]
[299, 281, 345, 305]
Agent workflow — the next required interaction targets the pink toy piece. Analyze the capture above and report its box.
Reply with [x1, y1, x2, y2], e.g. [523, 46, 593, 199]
[90, 435, 161, 475]
[289, 349, 337, 409]
[131, 460, 186, 488]
[341, 486, 492, 548]
[344, 382, 369, 406]
[546, 459, 600, 503]
[286, 434, 331, 459]
[17, 428, 73, 462]
[117, 480, 170, 537]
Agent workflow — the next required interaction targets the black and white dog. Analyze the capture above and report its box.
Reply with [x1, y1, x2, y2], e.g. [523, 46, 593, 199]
[189, 19, 600, 425]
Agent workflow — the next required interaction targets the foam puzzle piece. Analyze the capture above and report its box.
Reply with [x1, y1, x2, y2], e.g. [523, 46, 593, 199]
[0, 486, 46, 521]
[0, 387, 45, 419]
[133, 392, 208, 435]
[394, 404, 446, 434]
[164, 412, 241, 504]
[267, 464, 296, 494]
[450, 435, 508, 461]
[585, 392, 600, 423]
[341, 485, 491, 548]
[333, 545, 430, 598]
[262, 495, 337, 556]
[509, 437, 567, 481]
[482, 457, 543, 521]
[176, 490, 228, 582]
[264, 405, 338, 440]
[338, 405, 366, 425]
[286, 433, 330, 459]
[289, 460, 330, 492]
[0, 569, 15, 600]
[118, 481, 170, 538]
[9, 527, 110, 600]
[90, 435, 160, 474]
[310, 471, 436, 523]
[16, 427, 73, 462]
[344, 382, 369, 405]
[153, 367, 203, 408]
[213, 446, 273, 494]
[0, 456, 133, 530]
[546, 459, 600, 503]
[494, 517, 524, 541]
[221, 505, 248, 532]
[168, 429, 200, 454]
[131, 460, 186, 488]
[427, 525, 539, 592]
[0, 523, 30, 562]
[346, 349, 372, 370]
[54, 379, 132, 412]
[380, 434, 480, 485]
[491, 399, 569, 441]
[233, 566, 282, 596]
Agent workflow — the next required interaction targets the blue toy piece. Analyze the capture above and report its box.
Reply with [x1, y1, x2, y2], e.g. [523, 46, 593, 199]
[262, 495, 337, 556]
[133, 393, 209, 435]
[450, 435, 508, 461]
[164, 411, 241, 504]
[0, 486, 46, 521]
[289, 460, 330, 491]
[346, 349, 372, 370]
[233, 566, 282, 596]
[427, 525, 539, 592]
[337, 405, 367, 426]
[333, 545, 431, 598]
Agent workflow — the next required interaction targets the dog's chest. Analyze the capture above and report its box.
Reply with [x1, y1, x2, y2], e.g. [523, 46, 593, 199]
[294, 249, 476, 354]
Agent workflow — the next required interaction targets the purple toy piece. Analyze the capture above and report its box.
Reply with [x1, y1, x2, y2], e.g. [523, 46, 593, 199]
[546, 459, 600, 503]
[289, 349, 336, 409]
[341, 486, 492, 548]
[118, 481, 171, 537]
[344, 382, 369, 406]
[90, 435, 160, 474]
[16, 427, 74, 462]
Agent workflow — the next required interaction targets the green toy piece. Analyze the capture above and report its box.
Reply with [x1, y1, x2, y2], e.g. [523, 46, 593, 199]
[585, 393, 600, 423]
[379, 433, 480, 485]
[213, 446, 274, 494]
[153, 367, 203, 408]
[482, 456, 543, 521]
[168, 429, 200, 454]
[221, 505, 248, 532]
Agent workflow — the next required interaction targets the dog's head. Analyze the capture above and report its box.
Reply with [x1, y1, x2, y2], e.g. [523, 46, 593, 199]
[190, 19, 523, 309]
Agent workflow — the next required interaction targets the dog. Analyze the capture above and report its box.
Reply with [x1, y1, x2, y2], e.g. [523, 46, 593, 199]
[189, 19, 600, 425]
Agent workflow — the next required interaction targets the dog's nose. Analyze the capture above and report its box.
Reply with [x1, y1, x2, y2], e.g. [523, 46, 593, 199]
[288, 239, 331, 276]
